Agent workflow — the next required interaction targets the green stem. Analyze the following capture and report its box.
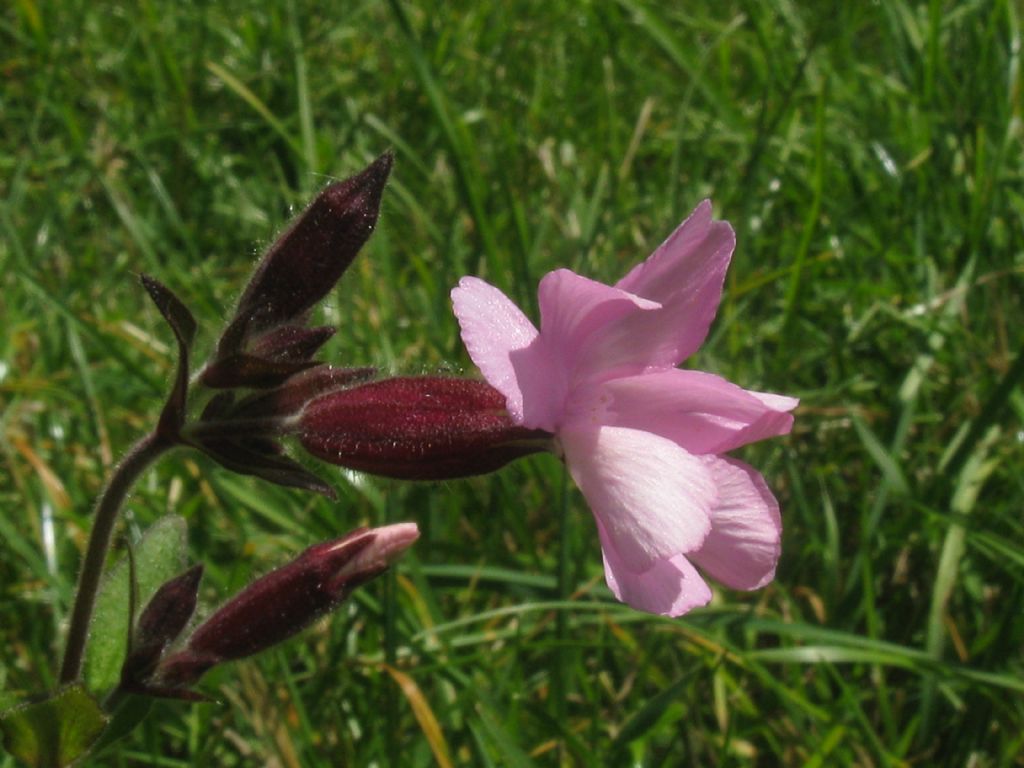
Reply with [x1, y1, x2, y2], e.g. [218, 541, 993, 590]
[59, 431, 173, 684]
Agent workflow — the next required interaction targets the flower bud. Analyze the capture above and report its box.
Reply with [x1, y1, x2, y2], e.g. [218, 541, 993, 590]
[231, 365, 377, 421]
[183, 366, 379, 498]
[120, 565, 203, 686]
[217, 153, 393, 357]
[155, 524, 418, 688]
[297, 377, 552, 480]
[201, 327, 339, 390]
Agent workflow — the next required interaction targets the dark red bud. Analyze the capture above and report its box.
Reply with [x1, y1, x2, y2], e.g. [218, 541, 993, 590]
[199, 353, 320, 389]
[155, 524, 418, 687]
[249, 325, 336, 362]
[221, 152, 393, 351]
[232, 365, 377, 421]
[121, 565, 203, 685]
[298, 377, 551, 480]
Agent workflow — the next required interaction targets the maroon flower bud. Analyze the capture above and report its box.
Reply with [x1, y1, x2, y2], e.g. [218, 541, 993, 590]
[197, 353, 320, 389]
[184, 366, 375, 498]
[155, 524, 418, 688]
[231, 365, 377, 421]
[216, 152, 393, 358]
[297, 377, 552, 480]
[201, 328, 340, 390]
[121, 565, 203, 686]
[250, 325, 336, 362]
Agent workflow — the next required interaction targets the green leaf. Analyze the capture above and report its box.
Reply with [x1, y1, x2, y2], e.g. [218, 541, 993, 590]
[612, 668, 701, 750]
[470, 704, 539, 768]
[84, 516, 189, 696]
[0, 685, 108, 768]
[851, 413, 910, 496]
[88, 694, 153, 755]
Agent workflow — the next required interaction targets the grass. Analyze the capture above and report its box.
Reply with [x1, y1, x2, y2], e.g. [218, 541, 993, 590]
[2, 0, 1023, 764]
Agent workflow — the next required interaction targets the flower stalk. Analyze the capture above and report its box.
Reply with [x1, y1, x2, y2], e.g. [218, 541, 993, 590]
[59, 430, 175, 683]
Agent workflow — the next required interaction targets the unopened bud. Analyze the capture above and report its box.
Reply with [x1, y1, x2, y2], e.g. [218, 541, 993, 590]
[231, 365, 377, 421]
[298, 377, 552, 480]
[155, 524, 418, 688]
[201, 327, 338, 390]
[184, 366, 377, 499]
[218, 153, 393, 356]
[121, 565, 203, 686]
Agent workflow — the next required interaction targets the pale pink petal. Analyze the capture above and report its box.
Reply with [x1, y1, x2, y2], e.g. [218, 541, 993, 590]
[748, 390, 801, 412]
[451, 276, 536, 401]
[333, 523, 420, 581]
[592, 369, 796, 454]
[537, 269, 660, 383]
[451, 277, 563, 430]
[689, 457, 781, 590]
[599, 521, 712, 616]
[560, 425, 714, 572]
[614, 201, 735, 365]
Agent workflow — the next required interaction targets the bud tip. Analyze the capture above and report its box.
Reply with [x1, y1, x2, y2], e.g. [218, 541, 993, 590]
[330, 522, 419, 579]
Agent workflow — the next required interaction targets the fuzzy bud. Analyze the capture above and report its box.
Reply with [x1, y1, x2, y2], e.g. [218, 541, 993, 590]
[155, 524, 418, 688]
[120, 565, 204, 686]
[215, 153, 393, 360]
[297, 377, 552, 480]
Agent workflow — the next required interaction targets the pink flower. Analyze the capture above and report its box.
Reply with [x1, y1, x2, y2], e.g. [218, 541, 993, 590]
[451, 201, 797, 617]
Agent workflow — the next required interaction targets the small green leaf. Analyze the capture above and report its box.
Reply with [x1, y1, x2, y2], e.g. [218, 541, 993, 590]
[88, 694, 153, 755]
[0, 685, 108, 768]
[84, 516, 189, 696]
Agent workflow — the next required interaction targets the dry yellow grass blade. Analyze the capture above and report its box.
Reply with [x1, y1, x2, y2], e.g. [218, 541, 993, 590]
[10, 435, 71, 511]
[381, 663, 453, 768]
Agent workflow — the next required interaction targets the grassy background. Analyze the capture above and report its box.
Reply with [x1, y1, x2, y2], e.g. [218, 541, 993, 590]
[2, 0, 1023, 764]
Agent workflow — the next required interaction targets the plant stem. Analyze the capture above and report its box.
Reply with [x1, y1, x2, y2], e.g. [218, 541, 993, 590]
[59, 431, 173, 684]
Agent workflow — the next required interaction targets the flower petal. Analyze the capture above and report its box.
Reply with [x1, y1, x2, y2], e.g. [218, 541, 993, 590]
[596, 369, 796, 454]
[538, 268, 660, 383]
[748, 390, 801, 413]
[599, 521, 712, 616]
[689, 457, 781, 590]
[614, 201, 735, 365]
[560, 425, 714, 572]
[452, 277, 563, 430]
